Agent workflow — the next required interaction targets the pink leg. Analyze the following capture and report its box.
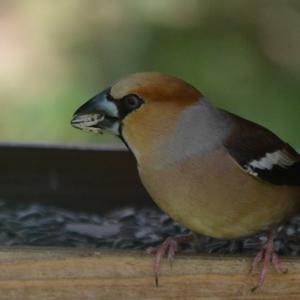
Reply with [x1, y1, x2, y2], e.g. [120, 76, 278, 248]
[251, 231, 287, 292]
[147, 234, 194, 287]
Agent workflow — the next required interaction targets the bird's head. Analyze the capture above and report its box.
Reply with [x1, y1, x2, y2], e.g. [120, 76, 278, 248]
[71, 72, 202, 160]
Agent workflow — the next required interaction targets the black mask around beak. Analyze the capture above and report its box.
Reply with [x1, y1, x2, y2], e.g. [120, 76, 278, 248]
[71, 88, 120, 134]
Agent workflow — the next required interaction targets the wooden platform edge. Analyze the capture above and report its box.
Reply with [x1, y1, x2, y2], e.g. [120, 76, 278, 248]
[0, 247, 300, 299]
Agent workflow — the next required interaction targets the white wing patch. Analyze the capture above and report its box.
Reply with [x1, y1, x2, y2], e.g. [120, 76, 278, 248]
[250, 150, 295, 169]
[244, 149, 297, 177]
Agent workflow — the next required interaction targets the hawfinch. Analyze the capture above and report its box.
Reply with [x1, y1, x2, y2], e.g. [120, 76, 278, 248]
[71, 72, 300, 290]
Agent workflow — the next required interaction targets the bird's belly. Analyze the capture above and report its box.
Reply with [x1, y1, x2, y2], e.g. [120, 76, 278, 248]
[139, 150, 299, 239]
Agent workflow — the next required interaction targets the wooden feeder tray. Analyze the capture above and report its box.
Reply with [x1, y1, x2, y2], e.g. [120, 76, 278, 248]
[0, 143, 300, 299]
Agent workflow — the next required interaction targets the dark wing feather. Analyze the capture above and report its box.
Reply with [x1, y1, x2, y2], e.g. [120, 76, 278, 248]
[224, 112, 300, 186]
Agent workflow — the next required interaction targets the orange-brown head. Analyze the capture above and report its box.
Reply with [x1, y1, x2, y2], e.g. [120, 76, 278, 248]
[71, 72, 203, 161]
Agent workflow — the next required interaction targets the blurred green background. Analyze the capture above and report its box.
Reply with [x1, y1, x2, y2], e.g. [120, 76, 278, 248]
[0, 0, 299, 147]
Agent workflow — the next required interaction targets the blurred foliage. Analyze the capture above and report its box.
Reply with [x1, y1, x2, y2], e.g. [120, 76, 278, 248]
[0, 0, 299, 147]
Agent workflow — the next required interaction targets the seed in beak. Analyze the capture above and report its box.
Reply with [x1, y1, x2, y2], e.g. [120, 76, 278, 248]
[71, 113, 105, 128]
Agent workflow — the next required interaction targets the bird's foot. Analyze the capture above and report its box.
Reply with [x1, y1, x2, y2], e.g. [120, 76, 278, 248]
[250, 232, 287, 292]
[146, 234, 194, 287]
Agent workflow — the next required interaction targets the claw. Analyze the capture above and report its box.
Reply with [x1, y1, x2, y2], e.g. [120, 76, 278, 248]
[271, 252, 288, 274]
[251, 231, 286, 291]
[167, 239, 177, 267]
[147, 234, 194, 287]
[250, 249, 264, 273]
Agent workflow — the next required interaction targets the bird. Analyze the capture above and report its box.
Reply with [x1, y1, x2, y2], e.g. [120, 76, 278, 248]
[71, 72, 300, 290]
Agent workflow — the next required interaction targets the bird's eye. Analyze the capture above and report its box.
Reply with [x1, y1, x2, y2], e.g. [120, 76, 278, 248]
[122, 94, 142, 110]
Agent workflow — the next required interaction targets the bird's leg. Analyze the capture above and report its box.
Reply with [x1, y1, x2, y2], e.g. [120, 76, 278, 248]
[251, 230, 287, 292]
[147, 234, 194, 287]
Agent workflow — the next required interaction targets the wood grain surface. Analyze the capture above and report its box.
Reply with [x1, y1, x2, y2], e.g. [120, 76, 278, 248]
[0, 247, 299, 299]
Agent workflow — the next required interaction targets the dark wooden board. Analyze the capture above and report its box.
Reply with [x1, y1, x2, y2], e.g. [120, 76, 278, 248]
[0, 143, 152, 212]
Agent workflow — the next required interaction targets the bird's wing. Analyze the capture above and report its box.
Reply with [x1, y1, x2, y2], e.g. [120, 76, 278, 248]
[224, 113, 300, 186]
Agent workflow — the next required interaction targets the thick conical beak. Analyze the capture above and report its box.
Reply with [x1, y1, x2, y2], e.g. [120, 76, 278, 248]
[71, 88, 120, 134]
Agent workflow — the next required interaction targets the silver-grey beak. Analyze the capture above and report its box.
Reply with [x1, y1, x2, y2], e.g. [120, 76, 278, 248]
[71, 88, 119, 134]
